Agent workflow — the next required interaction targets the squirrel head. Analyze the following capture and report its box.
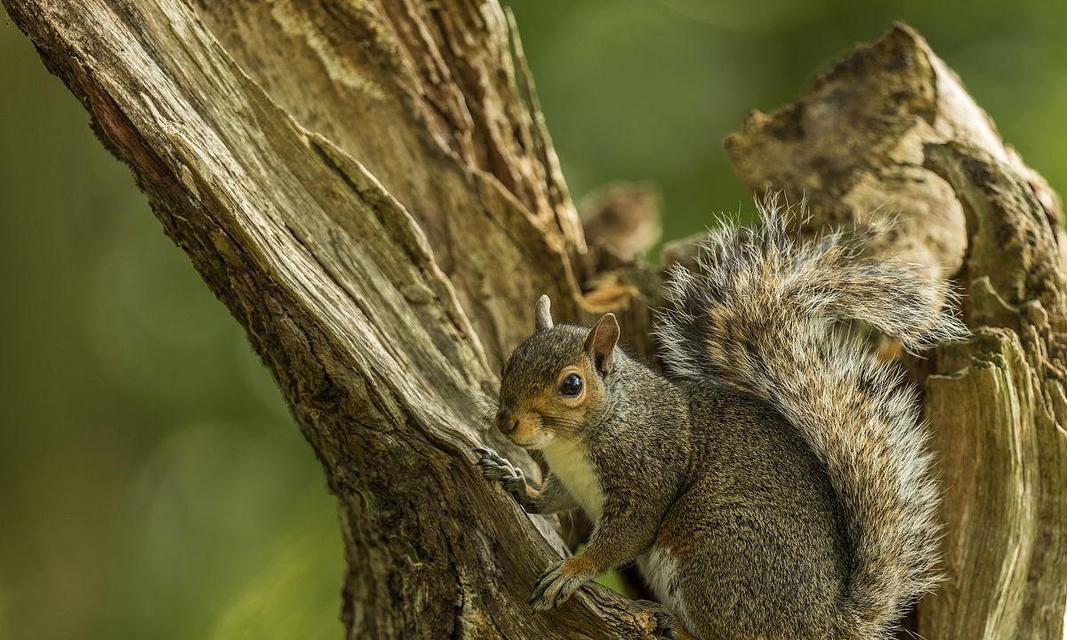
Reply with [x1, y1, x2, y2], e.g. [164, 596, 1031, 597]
[495, 295, 620, 449]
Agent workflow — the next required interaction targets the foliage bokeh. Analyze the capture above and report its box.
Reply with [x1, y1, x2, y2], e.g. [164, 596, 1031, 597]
[1, 2, 1064, 638]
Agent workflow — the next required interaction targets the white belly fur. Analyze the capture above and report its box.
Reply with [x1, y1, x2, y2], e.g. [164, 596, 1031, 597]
[542, 437, 604, 521]
[639, 548, 689, 630]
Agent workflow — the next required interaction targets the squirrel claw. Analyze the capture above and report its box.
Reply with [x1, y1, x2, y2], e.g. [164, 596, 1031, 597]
[528, 559, 587, 611]
[475, 447, 525, 489]
[631, 600, 678, 639]
[652, 610, 679, 639]
[474, 447, 506, 474]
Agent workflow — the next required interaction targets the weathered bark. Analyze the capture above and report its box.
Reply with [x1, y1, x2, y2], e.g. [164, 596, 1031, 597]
[725, 24, 1067, 640]
[0, 1, 659, 638]
[920, 143, 1066, 640]
[4, 2, 1064, 637]
[186, 0, 592, 363]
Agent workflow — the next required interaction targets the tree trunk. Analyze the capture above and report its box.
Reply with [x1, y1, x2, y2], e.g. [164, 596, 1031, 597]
[725, 24, 1067, 640]
[4, 2, 1063, 637]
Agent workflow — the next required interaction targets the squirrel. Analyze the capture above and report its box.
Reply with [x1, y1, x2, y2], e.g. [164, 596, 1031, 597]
[474, 204, 967, 639]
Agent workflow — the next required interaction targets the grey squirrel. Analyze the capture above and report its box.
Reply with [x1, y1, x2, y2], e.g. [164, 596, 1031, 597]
[475, 205, 967, 639]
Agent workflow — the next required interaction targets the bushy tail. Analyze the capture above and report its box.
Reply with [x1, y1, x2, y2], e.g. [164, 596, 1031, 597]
[656, 202, 968, 639]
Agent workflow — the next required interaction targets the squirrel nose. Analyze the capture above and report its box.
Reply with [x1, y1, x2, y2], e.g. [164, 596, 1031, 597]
[496, 409, 519, 434]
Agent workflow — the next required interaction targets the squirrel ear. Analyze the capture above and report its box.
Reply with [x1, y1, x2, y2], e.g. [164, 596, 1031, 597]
[535, 294, 554, 330]
[584, 313, 620, 374]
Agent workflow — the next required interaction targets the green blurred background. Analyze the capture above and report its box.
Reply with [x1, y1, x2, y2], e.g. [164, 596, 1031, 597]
[1, 2, 1063, 638]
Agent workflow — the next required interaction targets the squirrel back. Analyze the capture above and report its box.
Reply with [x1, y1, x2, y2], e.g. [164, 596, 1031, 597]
[656, 203, 967, 638]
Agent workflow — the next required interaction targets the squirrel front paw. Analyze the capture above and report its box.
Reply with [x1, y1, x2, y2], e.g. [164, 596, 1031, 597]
[474, 447, 527, 498]
[528, 556, 595, 611]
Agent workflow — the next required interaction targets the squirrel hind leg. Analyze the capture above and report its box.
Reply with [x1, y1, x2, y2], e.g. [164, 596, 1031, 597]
[633, 601, 699, 640]
[652, 610, 699, 640]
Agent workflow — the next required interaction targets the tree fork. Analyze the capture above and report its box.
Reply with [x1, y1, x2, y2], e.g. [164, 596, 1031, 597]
[4, 3, 1063, 638]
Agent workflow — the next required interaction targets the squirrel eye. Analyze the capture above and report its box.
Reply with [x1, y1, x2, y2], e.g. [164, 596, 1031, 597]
[559, 373, 583, 397]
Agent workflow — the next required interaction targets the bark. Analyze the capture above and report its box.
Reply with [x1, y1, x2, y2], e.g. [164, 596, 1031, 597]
[4, 2, 1064, 638]
[725, 24, 1067, 640]
[0, 1, 658, 638]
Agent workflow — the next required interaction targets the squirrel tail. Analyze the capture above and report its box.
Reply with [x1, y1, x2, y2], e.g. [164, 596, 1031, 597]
[656, 200, 968, 638]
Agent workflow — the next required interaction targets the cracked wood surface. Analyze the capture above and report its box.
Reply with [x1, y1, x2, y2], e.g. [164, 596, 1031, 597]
[725, 24, 1067, 640]
[920, 143, 1066, 640]
[0, 0, 661, 638]
[192, 0, 589, 365]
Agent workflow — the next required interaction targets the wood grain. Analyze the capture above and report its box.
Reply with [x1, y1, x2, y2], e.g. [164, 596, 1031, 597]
[0, 0, 662, 637]
[725, 24, 1067, 640]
